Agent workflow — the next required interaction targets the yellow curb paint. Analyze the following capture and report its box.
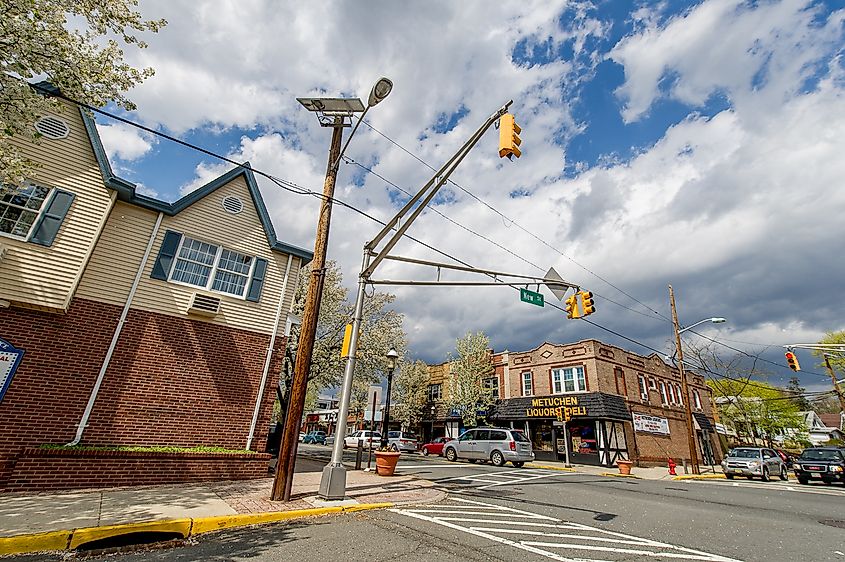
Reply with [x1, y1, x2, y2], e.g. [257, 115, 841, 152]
[69, 518, 192, 550]
[0, 530, 71, 556]
[525, 464, 576, 472]
[341, 502, 393, 513]
[599, 472, 641, 479]
[672, 474, 726, 480]
[191, 503, 392, 535]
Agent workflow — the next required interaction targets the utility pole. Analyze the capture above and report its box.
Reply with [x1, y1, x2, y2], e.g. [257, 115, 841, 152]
[272, 120, 343, 501]
[822, 355, 845, 414]
[669, 285, 700, 475]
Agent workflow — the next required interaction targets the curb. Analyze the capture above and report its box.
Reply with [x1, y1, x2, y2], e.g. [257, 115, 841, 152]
[525, 463, 576, 472]
[0, 502, 393, 556]
[672, 474, 726, 480]
[599, 472, 641, 479]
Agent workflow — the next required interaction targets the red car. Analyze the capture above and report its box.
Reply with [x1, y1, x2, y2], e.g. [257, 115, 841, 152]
[421, 437, 451, 456]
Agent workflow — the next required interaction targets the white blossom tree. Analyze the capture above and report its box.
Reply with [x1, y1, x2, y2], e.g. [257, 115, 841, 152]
[390, 360, 430, 432]
[1, 0, 166, 185]
[445, 331, 494, 427]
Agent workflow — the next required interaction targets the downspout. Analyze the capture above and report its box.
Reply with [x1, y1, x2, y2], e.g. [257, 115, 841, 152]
[67, 212, 164, 446]
[246, 253, 294, 450]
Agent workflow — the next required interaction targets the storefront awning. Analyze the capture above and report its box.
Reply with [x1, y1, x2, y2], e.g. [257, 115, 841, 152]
[488, 392, 631, 423]
[692, 412, 714, 431]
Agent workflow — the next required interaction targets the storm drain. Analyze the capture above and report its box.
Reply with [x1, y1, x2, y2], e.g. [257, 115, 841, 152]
[819, 519, 845, 529]
[75, 530, 186, 551]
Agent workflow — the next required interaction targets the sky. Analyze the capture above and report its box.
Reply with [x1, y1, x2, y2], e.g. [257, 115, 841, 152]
[93, 0, 845, 394]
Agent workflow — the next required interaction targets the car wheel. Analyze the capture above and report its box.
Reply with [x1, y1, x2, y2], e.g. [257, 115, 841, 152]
[491, 450, 505, 467]
[422, 447, 430, 456]
[725, 474, 734, 480]
[512, 462, 524, 468]
[445, 447, 457, 462]
[761, 467, 770, 482]
[797, 476, 809, 485]
[779, 467, 788, 481]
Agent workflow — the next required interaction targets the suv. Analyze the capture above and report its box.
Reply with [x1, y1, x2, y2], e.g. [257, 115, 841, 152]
[721, 447, 788, 481]
[302, 431, 326, 444]
[388, 431, 419, 453]
[343, 430, 382, 449]
[443, 427, 534, 467]
[793, 447, 845, 485]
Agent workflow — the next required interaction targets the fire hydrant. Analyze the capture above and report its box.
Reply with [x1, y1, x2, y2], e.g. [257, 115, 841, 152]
[667, 457, 677, 476]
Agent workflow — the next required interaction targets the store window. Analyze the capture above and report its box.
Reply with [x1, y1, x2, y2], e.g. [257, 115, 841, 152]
[551, 366, 586, 393]
[522, 372, 533, 396]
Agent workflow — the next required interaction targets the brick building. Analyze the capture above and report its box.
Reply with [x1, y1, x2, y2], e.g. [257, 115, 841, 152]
[0, 85, 312, 490]
[424, 339, 721, 468]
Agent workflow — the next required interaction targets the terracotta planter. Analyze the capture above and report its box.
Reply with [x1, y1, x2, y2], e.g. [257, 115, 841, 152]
[374, 450, 401, 476]
[617, 460, 634, 475]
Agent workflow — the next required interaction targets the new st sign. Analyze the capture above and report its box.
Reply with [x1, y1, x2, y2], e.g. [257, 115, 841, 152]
[519, 288, 544, 307]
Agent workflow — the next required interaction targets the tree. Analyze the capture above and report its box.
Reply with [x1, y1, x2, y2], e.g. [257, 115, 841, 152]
[390, 360, 430, 432]
[1, 1, 166, 185]
[287, 260, 407, 401]
[812, 330, 845, 376]
[445, 331, 494, 427]
[786, 376, 812, 411]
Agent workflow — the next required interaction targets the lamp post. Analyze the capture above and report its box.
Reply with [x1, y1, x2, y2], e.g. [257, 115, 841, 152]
[669, 284, 726, 476]
[272, 78, 393, 502]
[380, 348, 399, 449]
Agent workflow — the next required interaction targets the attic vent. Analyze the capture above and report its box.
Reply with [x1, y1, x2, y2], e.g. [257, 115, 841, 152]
[187, 293, 221, 316]
[34, 116, 70, 140]
[222, 195, 244, 215]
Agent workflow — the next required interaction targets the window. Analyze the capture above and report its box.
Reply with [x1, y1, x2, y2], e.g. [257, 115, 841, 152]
[170, 236, 254, 297]
[522, 372, 533, 396]
[614, 367, 627, 396]
[638, 375, 648, 401]
[693, 389, 702, 410]
[483, 377, 499, 399]
[489, 430, 507, 441]
[648, 378, 657, 390]
[675, 384, 683, 406]
[659, 381, 668, 405]
[459, 430, 475, 441]
[552, 366, 586, 393]
[428, 384, 442, 401]
[667, 384, 676, 405]
[0, 182, 51, 239]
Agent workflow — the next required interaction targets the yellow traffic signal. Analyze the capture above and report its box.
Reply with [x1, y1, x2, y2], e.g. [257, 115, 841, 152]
[579, 290, 595, 316]
[498, 113, 522, 159]
[785, 351, 801, 371]
[564, 294, 581, 319]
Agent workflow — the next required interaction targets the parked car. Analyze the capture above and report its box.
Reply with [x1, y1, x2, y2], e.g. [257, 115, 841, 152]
[343, 430, 382, 449]
[421, 437, 451, 457]
[443, 427, 534, 467]
[388, 431, 419, 453]
[298, 432, 306, 442]
[774, 448, 795, 469]
[793, 447, 845, 485]
[721, 447, 787, 481]
[302, 431, 326, 445]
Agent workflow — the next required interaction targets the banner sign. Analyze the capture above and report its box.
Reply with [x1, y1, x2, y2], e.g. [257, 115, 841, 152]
[0, 338, 25, 404]
[633, 412, 670, 435]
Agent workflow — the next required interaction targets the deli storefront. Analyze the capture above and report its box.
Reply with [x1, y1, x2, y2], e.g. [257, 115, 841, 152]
[489, 392, 633, 466]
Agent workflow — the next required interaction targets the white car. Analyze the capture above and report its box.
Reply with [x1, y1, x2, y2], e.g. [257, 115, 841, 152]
[343, 430, 382, 449]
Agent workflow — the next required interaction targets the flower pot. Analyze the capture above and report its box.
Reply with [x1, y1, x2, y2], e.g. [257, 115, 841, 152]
[617, 460, 633, 475]
[374, 450, 401, 476]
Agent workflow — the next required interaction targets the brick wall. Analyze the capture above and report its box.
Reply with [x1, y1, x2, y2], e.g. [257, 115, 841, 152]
[0, 298, 283, 489]
[4, 448, 271, 492]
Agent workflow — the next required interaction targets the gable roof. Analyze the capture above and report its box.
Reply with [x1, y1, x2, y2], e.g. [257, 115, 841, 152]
[33, 81, 312, 264]
[819, 413, 843, 429]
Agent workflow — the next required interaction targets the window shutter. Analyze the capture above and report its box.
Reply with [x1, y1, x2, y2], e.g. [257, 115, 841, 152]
[30, 190, 75, 246]
[246, 257, 268, 302]
[150, 230, 182, 280]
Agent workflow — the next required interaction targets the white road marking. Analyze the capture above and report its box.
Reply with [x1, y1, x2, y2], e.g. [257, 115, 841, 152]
[391, 497, 744, 562]
[696, 479, 845, 497]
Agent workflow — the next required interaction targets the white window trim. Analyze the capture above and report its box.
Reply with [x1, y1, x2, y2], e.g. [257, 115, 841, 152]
[659, 381, 668, 405]
[693, 389, 702, 410]
[675, 384, 684, 406]
[428, 384, 442, 401]
[0, 183, 54, 242]
[167, 235, 257, 299]
[638, 375, 648, 401]
[522, 372, 533, 397]
[552, 366, 586, 394]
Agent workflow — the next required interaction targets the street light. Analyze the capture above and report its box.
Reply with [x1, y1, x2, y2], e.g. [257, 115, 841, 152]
[380, 348, 400, 449]
[669, 285, 727, 476]
[272, 77, 393, 502]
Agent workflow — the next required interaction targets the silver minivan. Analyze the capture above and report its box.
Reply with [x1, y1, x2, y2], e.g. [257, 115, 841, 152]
[443, 428, 534, 467]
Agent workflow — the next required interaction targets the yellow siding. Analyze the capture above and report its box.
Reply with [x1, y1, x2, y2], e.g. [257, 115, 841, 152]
[0, 104, 113, 311]
[78, 179, 302, 335]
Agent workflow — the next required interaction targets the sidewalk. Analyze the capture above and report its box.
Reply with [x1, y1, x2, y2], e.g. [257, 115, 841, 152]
[527, 458, 724, 480]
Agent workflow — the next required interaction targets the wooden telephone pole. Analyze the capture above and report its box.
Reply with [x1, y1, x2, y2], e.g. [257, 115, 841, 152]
[670, 285, 701, 475]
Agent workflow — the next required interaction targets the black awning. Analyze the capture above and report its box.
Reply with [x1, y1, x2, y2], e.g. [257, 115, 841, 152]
[693, 412, 714, 431]
[488, 392, 631, 423]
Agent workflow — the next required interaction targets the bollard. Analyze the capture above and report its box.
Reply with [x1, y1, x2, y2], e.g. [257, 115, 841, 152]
[355, 440, 364, 470]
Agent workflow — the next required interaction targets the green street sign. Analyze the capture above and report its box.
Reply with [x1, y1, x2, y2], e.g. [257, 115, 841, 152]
[520, 288, 544, 307]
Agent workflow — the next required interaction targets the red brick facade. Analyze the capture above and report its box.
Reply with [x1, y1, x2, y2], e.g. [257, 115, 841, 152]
[4, 448, 271, 492]
[0, 297, 283, 489]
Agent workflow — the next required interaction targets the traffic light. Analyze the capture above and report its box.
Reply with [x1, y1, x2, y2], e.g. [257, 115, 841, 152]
[564, 294, 581, 319]
[579, 290, 596, 316]
[498, 113, 522, 159]
[785, 351, 801, 371]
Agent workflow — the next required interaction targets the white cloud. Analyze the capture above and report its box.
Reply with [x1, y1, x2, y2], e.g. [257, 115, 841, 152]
[95, 122, 154, 161]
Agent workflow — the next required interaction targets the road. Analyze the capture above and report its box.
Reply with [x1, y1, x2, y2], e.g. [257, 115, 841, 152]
[10, 445, 845, 561]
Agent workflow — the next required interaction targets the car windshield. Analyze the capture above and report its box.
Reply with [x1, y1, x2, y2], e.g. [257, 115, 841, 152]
[800, 449, 843, 461]
[389, 431, 400, 438]
[728, 449, 760, 459]
[511, 431, 530, 442]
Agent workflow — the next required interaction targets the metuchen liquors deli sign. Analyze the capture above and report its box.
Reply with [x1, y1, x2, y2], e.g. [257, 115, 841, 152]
[488, 392, 631, 422]
[524, 396, 587, 420]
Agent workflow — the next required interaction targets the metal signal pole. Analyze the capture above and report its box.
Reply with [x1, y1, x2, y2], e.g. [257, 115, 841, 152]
[670, 285, 701, 475]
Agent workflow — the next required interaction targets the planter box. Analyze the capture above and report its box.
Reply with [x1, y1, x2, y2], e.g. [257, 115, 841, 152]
[2, 448, 271, 492]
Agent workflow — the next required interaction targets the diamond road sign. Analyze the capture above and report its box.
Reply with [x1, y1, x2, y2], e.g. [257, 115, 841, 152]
[520, 288, 544, 307]
[544, 267, 570, 301]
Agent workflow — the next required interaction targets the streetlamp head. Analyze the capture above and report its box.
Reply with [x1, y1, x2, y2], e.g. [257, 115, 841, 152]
[368, 77, 393, 107]
[386, 347, 399, 370]
[710, 317, 727, 324]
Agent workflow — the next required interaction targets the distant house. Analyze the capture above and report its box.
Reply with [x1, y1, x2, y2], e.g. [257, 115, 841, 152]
[819, 412, 844, 431]
[800, 411, 845, 445]
[0, 84, 312, 490]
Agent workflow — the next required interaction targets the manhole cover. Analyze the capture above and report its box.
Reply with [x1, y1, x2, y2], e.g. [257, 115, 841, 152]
[820, 519, 845, 529]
